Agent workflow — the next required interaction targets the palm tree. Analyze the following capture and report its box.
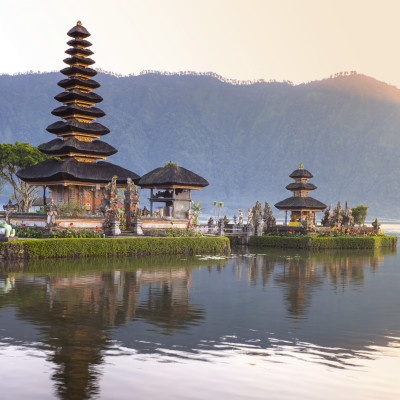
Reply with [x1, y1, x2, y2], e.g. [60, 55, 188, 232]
[191, 201, 205, 225]
[213, 201, 218, 219]
[218, 202, 224, 219]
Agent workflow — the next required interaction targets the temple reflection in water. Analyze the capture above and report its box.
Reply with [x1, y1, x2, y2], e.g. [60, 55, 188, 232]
[0, 249, 396, 399]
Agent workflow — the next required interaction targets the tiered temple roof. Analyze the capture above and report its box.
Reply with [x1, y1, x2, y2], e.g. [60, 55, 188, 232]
[17, 21, 139, 185]
[275, 164, 326, 211]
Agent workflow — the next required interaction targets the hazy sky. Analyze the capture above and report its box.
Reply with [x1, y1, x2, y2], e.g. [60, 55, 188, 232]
[1, 0, 400, 86]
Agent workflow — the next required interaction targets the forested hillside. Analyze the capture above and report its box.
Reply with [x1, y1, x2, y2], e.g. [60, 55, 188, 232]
[1, 71, 400, 218]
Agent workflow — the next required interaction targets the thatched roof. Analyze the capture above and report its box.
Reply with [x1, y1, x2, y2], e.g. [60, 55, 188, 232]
[46, 119, 110, 136]
[63, 55, 95, 66]
[289, 168, 313, 179]
[285, 182, 316, 191]
[61, 65, 97, 78]
[139, 165, 209, 188]
[275, 197, 326, 210]
[54, 90, 103, 104]
[58, 77, 100, 90]
[67, 22, 90, 39]
[65, 47, 94, 57]
[51, 104, 105, 119]
[32, 197, 52, 207]
[17, 159, 140, 185]
[67, 38, 92, 48]
[39, 138, 117, 157]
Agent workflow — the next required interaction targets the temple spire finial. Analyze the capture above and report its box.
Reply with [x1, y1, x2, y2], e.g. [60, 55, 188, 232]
[77, 20, 82, 26]
[299, 162, 304, 169]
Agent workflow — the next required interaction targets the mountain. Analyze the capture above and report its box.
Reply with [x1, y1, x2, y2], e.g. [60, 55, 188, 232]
[1, 71, 400, 219]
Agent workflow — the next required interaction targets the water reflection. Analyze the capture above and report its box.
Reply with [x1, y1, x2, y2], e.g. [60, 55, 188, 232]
[0, 249, 399, 399]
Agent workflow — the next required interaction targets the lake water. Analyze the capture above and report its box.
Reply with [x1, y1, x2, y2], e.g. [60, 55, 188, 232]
[0, 247, 399, 400]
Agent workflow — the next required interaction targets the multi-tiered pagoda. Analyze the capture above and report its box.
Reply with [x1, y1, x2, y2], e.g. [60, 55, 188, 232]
[275, 163, 326, 225]
[17, 22, 139, 213]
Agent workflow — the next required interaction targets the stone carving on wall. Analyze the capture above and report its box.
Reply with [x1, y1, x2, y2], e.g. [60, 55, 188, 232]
[101, 176, 120, 235]
[124, 178, 139, 231]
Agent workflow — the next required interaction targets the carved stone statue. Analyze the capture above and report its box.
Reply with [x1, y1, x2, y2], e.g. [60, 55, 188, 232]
[142, 206, 150, 216]
[321, 204, 333, 227]
[124, 178, 139, 231]
[333, 201, 343, 228]
[102, 176, 120, 235]
[134, 207, 143, 219]
[238, 209, 244, 226]
[263, 201, 276, 230]
[3, 200, 16, 223]
[372, 218, 381, 231]
[45, 200, 58, 227]
[343, 201, 354, 229]
[252, 201, 262, 221]
[252, 201, 263, 234]
[247, 208, 253, 225]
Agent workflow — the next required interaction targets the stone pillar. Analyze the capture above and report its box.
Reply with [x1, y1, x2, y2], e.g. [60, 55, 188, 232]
[124, 178, 139, 231]
[133, 219, 143, 235]
[218, 218, 225, 236]
[257, 218, 264, 236]
[246, 223, 254, 237]
[102, 176, 121, 236]
[132, 208, 144, 235]
[111, 221, 121, 236]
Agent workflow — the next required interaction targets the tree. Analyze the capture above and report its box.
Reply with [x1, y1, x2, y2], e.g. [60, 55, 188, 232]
[351, 205, 369, 225]
[191, 201, 205, 226]
[212, 201, 218, 218]
[218, 201, 224, 219]
[0, 142, 49, 212]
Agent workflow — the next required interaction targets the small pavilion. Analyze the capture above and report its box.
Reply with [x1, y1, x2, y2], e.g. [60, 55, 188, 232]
[138, 163, 209, 220]
[274, 164, 326, 226]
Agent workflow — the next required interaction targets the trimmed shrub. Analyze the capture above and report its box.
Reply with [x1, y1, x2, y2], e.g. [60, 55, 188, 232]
[250, 235, 310, 249]
[249, 235, 397, 249]
[0, 236, 230, 259]
[228, 236, 240, 247]
[50, 228, 102, 238]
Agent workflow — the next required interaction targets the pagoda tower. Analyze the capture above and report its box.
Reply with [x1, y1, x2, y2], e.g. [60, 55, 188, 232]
[17, 22, 139, 213]
[274, 163, 326, 225]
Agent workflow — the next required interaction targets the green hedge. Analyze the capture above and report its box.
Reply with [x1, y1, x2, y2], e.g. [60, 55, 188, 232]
[250, 235, 310, 249]
[0, 236, 230, 259]
[249, 235, 397, 249]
